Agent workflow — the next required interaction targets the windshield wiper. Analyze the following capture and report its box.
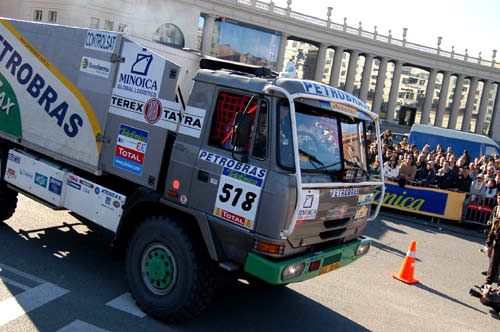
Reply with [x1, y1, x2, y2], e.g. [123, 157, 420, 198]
[298, 149, 324, 167]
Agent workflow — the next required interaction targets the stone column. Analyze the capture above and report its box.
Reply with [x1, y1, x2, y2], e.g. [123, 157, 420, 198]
[386, 60, 403, 122]
[371, 57, 388, 115]
[448, 74, 465, 130]
[329, 46, 344, 87]
[201, 14, 216, 56]
[475, 80, 492, 134]
[359, 53, 374, 102]
[314, 43, 328, 82]
[434, 71, 451, 127]
[344, 50, 360, 94]
[461, 77, 479, 132]
[489, 85, 500, 139]
[420, 68, 438, 125]
[276, 32, 289, 72]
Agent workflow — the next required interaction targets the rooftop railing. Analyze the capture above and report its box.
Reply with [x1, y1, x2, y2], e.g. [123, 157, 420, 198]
[235, 0, 499, 70]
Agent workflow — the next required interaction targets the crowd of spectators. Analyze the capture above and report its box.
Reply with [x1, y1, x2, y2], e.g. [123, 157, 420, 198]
[369, 130, 500, 201]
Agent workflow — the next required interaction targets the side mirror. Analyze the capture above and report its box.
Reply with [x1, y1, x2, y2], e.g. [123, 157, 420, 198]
[231, 112, 254, 149]
[231, 112, 254, 163]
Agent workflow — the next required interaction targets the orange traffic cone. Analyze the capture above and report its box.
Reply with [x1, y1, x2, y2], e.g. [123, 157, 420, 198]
[393, 240, 419, 284]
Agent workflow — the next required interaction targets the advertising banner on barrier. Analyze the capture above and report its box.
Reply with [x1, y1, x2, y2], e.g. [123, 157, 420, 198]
[374, 181, 466, 221]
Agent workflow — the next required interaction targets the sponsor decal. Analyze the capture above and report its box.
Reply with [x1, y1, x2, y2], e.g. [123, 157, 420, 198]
[34, 172, 48, 188]
[144, 98, 162, 124]
[354, 205, 369, 221]
[180, 195, 188, 205]
[0, 21, 101, 167]
[6, 167, 16, 179]
[199, 150, 267, 180]
[19, 168, 34, 179]
[79, 178, 94, 189]
[7, 152, 20, 164]
[213, 164, 267, 230]
[66, 179, 81, 190]
[357, 193, 374, 205]
[298, 189, 320, 220]
[114, 42, 165, 100]
[330, 188, 359, 198]
[113, 124, 148, 175]
[0, 75, 21, 137]
[49, 177, 62, 196]
[109, 94, 205, 138]
[80, 56, 111, 79]
[373, 183, 446, 214]
[300, 81, 369, 111]
[326, 205, 357, 220]
[84, 30, 117, 53]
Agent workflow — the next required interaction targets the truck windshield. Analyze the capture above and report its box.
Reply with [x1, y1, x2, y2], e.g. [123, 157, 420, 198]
[278, 101, 369, 178]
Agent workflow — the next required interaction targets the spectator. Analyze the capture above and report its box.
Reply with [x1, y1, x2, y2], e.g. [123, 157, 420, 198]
[469, 162, 478, 181]
[486, 166, 496, 181]
[432, 143, 444, 155]
[496, 174, 500, 192]
[437, 160, 455, 189]
[423, 161, 437, 186]
[370, 155, 381, 174]
[461, 150, 471, 165]
[457, 167, 472, 192]
[368, 144, 377, 165]
[485, 179, 498, 207]
[382, 130, 392, 145]
[471, 174, 486, 200]
[383, 157, 400, 180]
[398, 154, 417, 186]
[415, 154, 428, 180]
[482, 192, 500, 289]
[400, 137, 408, 149]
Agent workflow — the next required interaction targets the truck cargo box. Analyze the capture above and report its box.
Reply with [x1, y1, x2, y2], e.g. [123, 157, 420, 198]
[0, 18, 185, 189]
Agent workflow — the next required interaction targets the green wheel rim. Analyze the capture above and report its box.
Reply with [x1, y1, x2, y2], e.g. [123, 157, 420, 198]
[141, 243, 177, 295]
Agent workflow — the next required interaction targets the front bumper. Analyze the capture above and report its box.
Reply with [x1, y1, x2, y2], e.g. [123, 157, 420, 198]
[244, 237, 371, 285]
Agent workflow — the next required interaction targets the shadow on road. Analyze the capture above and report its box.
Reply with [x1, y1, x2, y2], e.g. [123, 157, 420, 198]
[0, 217, 371, 332]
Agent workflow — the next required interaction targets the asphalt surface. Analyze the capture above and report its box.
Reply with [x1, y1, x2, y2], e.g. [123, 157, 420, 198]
[0, 195, 499, 332]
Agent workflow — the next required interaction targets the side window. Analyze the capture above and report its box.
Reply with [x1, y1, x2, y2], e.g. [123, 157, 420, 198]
[208, 91, 268, 159]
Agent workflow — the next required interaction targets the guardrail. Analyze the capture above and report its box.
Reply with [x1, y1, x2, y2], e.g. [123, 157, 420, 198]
[235, 0, 499, 70]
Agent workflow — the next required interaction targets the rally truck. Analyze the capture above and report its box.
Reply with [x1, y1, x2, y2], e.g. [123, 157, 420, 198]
[0, 18, 384, 322]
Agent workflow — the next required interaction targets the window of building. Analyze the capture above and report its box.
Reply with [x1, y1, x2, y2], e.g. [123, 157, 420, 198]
[90, 17, 100, 29]
[104, 20, 114, 31]
[48, 11, 57, 23]
[33, 10, 43, 21]
[153, 23, 185, 49]
[208, 91, 268, 159]
[118, 23, 128, 33]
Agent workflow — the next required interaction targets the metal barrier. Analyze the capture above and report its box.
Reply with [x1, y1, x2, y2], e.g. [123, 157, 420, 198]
[461, 193, 496, 226]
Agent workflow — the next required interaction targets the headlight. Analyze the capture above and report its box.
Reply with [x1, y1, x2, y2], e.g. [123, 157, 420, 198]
[282, 262, 306, 281]
[356, 241, 370, 256]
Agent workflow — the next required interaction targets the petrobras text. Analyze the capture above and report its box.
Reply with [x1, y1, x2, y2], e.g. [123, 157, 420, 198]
[0, 32, 83, 138]
[300, 81, 369, 111]
[198, 150, 267, 179]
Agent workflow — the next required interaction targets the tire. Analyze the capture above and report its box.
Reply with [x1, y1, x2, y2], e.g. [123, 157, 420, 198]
[0, 146, 17, 222]
[126, 216, 217, 323]
[0, 183, 17, 222]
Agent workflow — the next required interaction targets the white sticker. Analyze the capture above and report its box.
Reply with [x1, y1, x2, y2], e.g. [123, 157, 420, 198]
[114, 42, 165, 101]
[108, 94, 205, 138]
[84, 30, 117, 53]
[214, 166, 266, 230]
[80, 56, 111, 78]
[298, 189, 320, 220]
[357, 193, 374, 205]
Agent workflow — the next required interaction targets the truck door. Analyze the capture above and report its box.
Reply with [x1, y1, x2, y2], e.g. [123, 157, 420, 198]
[190, 90, 270, 232]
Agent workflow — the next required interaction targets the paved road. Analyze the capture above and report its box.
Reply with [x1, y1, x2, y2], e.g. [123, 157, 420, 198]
[0, 195, 498, 331]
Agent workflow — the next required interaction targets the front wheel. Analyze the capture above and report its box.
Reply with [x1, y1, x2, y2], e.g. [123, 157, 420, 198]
[126, 216, 217, 323]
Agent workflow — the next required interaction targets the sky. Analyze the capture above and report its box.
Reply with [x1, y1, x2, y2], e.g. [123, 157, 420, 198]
[272, 0, 499, 59]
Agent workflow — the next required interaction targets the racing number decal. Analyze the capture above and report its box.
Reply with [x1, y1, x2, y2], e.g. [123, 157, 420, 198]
[218, 183, 257, 212]
[214, 167, 266, 230]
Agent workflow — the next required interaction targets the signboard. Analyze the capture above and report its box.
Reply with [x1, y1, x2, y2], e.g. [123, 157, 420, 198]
[374, 181, 466, 221]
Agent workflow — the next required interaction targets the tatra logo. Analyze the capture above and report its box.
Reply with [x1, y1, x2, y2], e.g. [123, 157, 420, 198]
[144, 98, 162, 124]
[131, 53, 153, 76]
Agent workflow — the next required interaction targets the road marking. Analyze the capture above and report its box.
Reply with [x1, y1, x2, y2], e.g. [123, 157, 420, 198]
[56, 320, 111, 332]
[0, 282, 69, 327]
[106, 292, 146, 318]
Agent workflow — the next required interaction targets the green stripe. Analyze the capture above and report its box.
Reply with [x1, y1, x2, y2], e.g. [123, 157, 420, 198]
[0, 73, 22, 138]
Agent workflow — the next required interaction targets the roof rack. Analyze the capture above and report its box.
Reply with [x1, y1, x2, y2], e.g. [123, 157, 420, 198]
[199, 56, 277, 78]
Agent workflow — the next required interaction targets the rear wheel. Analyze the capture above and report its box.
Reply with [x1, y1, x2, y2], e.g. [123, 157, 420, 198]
[0, 147, 17, 222]
[126, 216, 217, 323]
